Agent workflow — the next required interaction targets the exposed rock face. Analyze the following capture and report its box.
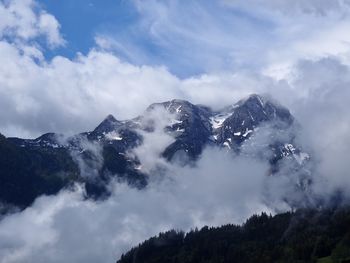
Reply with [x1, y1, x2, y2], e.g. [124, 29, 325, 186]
[0, 94, 309, 208]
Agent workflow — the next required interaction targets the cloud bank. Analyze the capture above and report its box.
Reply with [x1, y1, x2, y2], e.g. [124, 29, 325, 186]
[0, 148, 289, 263]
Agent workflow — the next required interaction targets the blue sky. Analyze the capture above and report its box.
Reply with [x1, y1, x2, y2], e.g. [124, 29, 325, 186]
[1, 0, 350, 137]
[39, 0, 277, 77]
[40, 0, 138, 58]
[35, 0, 350, 78]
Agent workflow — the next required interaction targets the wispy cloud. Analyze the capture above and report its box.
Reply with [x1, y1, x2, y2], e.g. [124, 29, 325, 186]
[95, 0, 350, 77]
[96, 0, 276, 76]
[223, 0, 350, 16]
[0, 0, 64, 47]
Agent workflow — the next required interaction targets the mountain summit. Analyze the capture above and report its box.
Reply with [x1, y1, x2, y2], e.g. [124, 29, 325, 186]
[0, 94, 309, 209]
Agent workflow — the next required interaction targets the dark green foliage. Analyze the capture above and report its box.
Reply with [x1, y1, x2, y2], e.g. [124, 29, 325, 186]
[331, 234, 350, 262]
[117, 208, 350, 263]
[0, 133, 147, 209]
[0, 133, 79, 209]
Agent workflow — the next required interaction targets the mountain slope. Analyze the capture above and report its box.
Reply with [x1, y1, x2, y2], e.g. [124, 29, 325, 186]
[0, 94, 310, 209]
[117, 208, 350, 263]
[0, 133, 79, 210]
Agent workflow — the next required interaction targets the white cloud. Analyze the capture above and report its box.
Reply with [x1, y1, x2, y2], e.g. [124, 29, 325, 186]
[224, 0, 350, 16]
[0, 0, 64, 47]
[2, 0, 350, 139]
[38, 11, 64, 47]
[91, 0, 350, 78]
[0, 45, 183, 138]
[0, 149, 282, 263]
[98, 0, 275, 76]
[0, 37, 270, 138]
[131, 106, 176, 173]
[285, 58, 350, 199]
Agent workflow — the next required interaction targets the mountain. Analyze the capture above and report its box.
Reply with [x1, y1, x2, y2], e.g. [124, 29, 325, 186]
[0, 94, 310, 210]
[116, 207, 350, 263]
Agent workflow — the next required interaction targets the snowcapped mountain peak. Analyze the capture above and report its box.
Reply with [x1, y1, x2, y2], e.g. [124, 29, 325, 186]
[146, 99, 194, 115]
[93, 114, 122, 135]
[169, 99, 191, 105]
[8, 94, 299, 164]
[67, 94, 296, 160]
[105, 114, 118, 122]
[234, 94, 293, 124]
[3, 94, 310, 208]
[237, 93, 266, 107]
[208, 94, 295, 149]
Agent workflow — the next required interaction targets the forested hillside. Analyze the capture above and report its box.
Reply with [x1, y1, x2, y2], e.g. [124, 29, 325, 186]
[118, 208, 350, 263]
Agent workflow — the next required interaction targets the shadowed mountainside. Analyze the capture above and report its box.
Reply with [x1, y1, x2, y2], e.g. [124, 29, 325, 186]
[0, 94, 309, 209]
